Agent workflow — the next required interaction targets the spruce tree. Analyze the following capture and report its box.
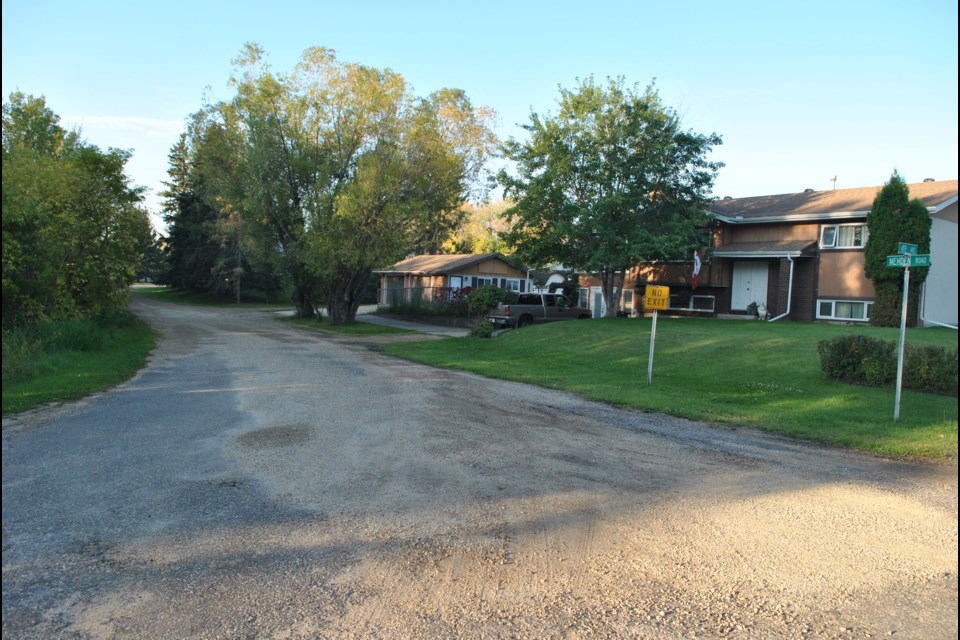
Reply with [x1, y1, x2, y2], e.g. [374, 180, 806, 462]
[864, 172, 931, 326]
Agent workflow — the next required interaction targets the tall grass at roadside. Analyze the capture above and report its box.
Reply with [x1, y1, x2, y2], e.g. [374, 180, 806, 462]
[2, 312, 157, 415]
[383, 318, 958, 459]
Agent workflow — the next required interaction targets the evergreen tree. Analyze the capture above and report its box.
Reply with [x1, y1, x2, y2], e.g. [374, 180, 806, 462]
[161, 132, 285, 300]
[864, 172, 931, 327]
[160, 135, 222, 292]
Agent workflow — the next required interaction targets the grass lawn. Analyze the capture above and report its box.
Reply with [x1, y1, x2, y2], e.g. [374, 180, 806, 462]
[384, 317, 958, 460]
[131, 284, 294, 309]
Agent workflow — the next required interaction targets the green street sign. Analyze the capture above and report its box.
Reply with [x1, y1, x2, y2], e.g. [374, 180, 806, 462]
[897, 242, 919, 256]
[886, 254, 931, 268]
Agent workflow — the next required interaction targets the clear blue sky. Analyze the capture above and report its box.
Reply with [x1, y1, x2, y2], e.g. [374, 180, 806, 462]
[3, 0, 957, 231]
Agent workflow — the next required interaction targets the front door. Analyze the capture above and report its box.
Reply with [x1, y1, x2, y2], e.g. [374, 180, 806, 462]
[592, 287, 604, 318]
[731, 261, 769, 310]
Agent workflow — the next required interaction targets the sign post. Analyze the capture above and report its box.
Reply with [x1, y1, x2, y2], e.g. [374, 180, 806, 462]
[886, 244, 930, 422]
[644, 286, 670, 385]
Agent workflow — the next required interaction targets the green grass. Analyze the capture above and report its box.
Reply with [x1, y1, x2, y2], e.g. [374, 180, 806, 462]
[282, 316, 415, 336]
[131, 284, 294, 309]
[2, 314, 158, 415]
[384, 317, 958, 460]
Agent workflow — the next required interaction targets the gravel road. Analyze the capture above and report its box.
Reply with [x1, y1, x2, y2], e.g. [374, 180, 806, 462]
[2, 296, 957, 639]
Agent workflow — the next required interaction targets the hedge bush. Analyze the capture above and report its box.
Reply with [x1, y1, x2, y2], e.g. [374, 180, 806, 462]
[466, 286, 514, 318]
[818, 335, 957, 395]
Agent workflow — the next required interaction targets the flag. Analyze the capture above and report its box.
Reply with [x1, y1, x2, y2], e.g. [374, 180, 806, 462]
[692, 250, 702, 289]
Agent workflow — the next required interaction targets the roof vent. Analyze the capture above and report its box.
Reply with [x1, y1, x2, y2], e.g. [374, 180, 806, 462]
[803, 188, 815, 193]
[923, 177, 935, 182]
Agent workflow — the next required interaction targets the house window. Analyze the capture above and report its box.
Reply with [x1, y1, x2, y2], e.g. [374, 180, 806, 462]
[504, 279, 521, 292]
[820, 223, 868, 249]
[578, 288, 589, 308]
[622, 290, 634, 314]
[817, 299, 872, 321]
[476, 277, 493, 287]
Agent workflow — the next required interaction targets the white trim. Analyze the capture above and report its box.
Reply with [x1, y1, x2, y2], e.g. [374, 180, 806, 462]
[820, 222, 868, 249]
[713, 201, 953, 224]
[933, 195, 958, 212]
[712, 249, 806, 258]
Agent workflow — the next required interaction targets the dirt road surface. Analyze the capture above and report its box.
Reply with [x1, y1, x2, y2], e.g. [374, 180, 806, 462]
[3, 297, 957, 639]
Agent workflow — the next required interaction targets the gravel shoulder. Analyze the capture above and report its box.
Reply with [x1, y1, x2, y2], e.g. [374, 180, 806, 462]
[3, 297, 957, 639]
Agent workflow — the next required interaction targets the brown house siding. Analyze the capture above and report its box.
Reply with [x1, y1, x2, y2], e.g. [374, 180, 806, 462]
[458, 259, 524, 277]
[817, 251, 875, 298]
[725, 222, 819, 244]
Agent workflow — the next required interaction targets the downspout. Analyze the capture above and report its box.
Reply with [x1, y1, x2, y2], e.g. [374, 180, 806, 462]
[768, 256, 794, 322]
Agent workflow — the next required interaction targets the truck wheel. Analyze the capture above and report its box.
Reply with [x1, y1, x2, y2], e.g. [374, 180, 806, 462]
[517, 316, 533, 328]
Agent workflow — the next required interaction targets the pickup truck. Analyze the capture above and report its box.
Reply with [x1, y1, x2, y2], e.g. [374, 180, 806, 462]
[487, 292, 592, 328]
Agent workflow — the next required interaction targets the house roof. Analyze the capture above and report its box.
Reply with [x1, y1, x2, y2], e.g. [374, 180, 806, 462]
[712, 240, 818, 259]
[375, 253, 511, 275]
[710, 179, 958, 224]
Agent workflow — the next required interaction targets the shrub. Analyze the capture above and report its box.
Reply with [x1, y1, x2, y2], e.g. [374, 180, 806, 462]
[903, 344, 959, 395]
[466, 285, 512, 318]
[818, 335, 957, 395]
[469, 320, 495, 339]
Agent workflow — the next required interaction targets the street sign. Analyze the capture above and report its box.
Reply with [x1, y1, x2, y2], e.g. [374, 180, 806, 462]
[644, 285, 670, 311]
[897, 242, 919, 256]
[886, 254, 931, 268]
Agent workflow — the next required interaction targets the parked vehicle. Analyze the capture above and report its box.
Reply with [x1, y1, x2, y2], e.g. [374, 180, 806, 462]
[487, 292, 591, 328]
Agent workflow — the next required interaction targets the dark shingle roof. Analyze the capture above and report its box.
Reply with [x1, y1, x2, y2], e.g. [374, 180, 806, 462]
[710, 179, 958, 223]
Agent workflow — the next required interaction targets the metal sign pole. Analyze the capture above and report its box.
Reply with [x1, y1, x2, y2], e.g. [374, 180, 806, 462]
[894, 266, 910, 422]
[647, 309, 658, 386]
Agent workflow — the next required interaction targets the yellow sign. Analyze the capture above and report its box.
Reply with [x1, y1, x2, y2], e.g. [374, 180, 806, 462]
[644, 285, 670, 311]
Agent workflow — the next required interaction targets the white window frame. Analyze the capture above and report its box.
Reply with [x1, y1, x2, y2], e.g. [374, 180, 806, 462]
[817, 299, 872, 322]
[820, 223, 869, 249]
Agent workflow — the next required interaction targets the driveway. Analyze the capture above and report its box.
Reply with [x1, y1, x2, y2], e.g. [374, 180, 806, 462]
[2, 296, 956, 639]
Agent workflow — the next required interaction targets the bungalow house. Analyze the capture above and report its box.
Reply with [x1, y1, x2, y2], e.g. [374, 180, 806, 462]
[582, 179, 958, 324]
[375, 253, 529, 306]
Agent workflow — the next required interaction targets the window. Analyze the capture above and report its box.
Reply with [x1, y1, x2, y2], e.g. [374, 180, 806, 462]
[817, 299, 872, 321]
[578, 288, 589, 308]
[820, 223, 868, 248]
[504, 279, 521, 292]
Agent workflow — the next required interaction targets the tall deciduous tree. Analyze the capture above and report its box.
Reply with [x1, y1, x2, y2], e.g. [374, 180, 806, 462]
[500, 78, 722, 317]
[2, 92, 150, 327]
[441, 200, 515, 254]
[864, 172, 931, 327]
[191, 44, 495, 322]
